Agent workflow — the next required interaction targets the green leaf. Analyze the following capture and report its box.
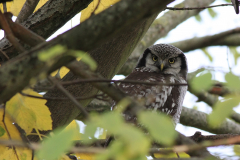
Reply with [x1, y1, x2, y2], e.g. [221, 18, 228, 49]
[118, 125, 150, 154]
[38, 45, 66, 61]
[138, 111, 176, 146]
[208, 95, 240, 127]
[201, 48, 213, 62]
[191, 72, 213, 92]
[207, 8, 217, 18]
[69, 50, 97, 71]
[0, 126, 5, 137]
[233, 145, 240, 156]
[37, 127, 76, 160]
[229, 47, 240, 65]
[225, 72, 240, 90]
[195, 15, 202, 22]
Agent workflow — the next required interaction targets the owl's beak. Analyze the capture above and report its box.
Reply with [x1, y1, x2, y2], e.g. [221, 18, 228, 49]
[160, 63, 164, 71]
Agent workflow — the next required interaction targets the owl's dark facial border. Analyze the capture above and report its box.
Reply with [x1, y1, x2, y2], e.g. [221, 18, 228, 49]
[178, 53, 188, 79]
[136, 48, 151, 68]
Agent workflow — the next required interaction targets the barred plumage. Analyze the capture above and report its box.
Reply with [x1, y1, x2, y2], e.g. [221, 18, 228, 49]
[120, 44, 188, 126]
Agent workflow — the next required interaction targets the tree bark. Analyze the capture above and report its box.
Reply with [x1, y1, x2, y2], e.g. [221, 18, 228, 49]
[0, 0, 93, 61]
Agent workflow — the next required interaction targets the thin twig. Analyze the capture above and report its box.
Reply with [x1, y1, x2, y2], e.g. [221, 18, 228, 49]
[166, 3, 232, 10]
[60, 79, 188, 87]
[151, 134, 240, 155]
[20, 92, 100, 101]
[189, 131, 240, 143]
[90, 0, 101, 17]
[2, 133, 240, 154]
[2, 2, 7, 12]
[0, 48, 9, 60]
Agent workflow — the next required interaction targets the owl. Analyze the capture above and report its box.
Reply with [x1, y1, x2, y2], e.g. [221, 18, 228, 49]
[119, 44, 188, 126]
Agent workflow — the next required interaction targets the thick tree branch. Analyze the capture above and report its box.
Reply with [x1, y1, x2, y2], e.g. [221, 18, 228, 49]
[0, 0, 93, 61]
[187, 69, 240, 124]
[15, 0, 40, 23]
[0, 0, 173, 141]
[180, 107, 240, 134]
[118, 0, 215, 75]
[0, 0, 173, 104]
[119, 27, 240, 76]
[171, 27, 240, 52]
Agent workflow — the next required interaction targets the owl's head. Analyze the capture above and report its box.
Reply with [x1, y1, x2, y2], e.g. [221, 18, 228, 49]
[136, 44, 188, 79]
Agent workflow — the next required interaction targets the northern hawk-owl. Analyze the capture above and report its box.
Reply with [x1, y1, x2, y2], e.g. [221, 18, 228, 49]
[120, 44, 188, 126]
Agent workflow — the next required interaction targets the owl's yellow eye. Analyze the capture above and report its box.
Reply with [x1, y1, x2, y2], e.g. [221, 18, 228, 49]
[152, 55, 158, 61]
[169, 58, 175, 64]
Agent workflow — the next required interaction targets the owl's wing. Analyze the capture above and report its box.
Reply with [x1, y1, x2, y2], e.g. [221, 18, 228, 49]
[119, 69, 174, 114]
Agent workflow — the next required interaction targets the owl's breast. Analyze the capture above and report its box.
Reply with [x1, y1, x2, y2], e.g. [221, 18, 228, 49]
[119, 69, 187, 125]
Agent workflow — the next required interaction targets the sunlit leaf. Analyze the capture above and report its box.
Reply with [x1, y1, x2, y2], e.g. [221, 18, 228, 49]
[118, 125, 150, 155]
[37, 128, 76, 160]
[225, 72, 240, 90]
[1, 147, 33, 160]
[113, 97, 131, 113]
[154, 152, 190, 158]
[76, 153, 96, 160]
[6, 96, 37, 134]
[69, 51, 97, 71]
[138, 111, 176, 146]
[233, 145, 240, 156]
[6, 89, 52, 134]
[38, 45, 66, 61]
[191, 72, 213, 92]
[10, 0, 48, 16]
[207, 8, 217, 18]
[229, 47, 240, 65]
[201, 48, 213, 62]
[65, 120, 82, 140]
[209, 95, 240, 127]
[195, 15, 202, 22]
[80, 0, 120, 22]
[83, 111, 150, 159]
[0, 109, 21, 140]
[0, 126, 5, 137]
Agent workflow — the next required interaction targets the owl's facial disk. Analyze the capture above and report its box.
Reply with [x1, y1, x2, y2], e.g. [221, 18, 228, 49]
[145, 53, 182, 75]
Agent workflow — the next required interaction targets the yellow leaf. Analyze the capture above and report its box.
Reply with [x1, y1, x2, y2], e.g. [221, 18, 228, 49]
[9, 0, 48, 17]
[6, 89, 52, 134]
[0, 2, 12, 13]
[22, 90, 52, 131]
[0, 109, 21, 140]
[154, 151, 190, 158]
[76, 153, 96, 160]
[80, 0, 120, 22]
[51, 67, 70, 79]
[1, 147, 34, 160]
[34, 0, 49, 12]
[65, 120, 82, 140]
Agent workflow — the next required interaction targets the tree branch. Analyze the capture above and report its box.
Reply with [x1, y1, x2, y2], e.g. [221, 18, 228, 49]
[0, 0, 93, 61]
[187, 69, 240, 125]
[171, 27, 240, 52]
[166, 3, 232, 10]
[0, 0, 173, 104]
[118, 0, 215, 75]
[180, 107, 240, 134]
[77, 98, 240, 135]
[15, 0, 40, 23]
